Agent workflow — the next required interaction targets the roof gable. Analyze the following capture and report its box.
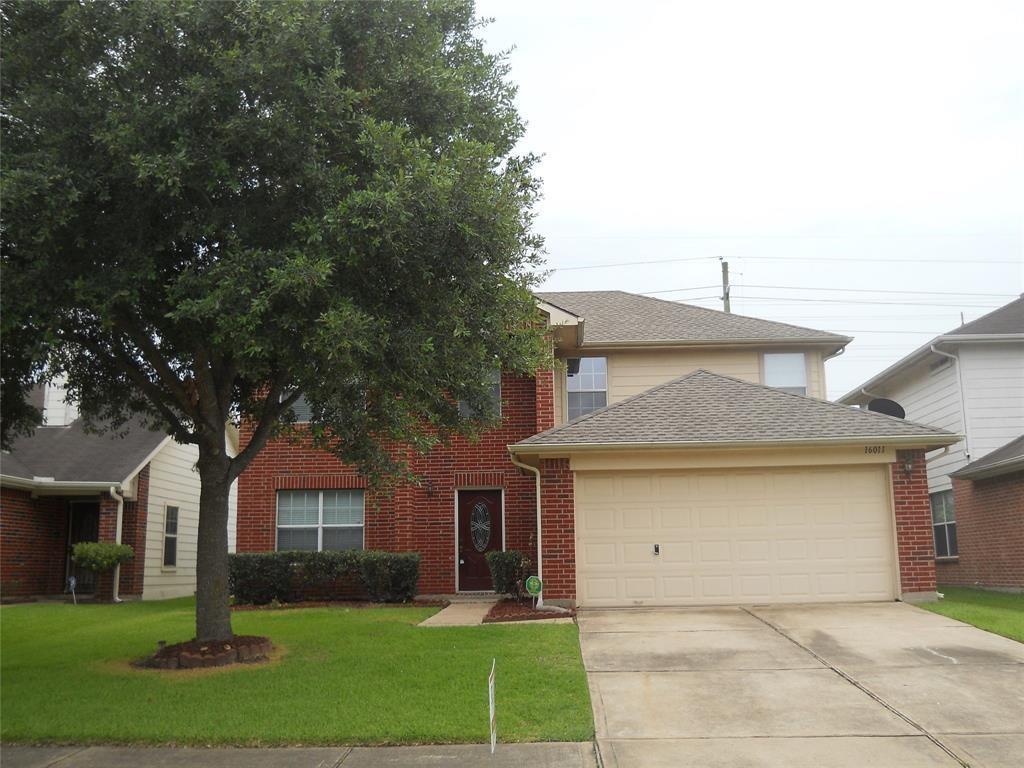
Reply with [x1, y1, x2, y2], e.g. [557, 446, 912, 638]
[514, 369, 956, 449]
[535, 291, 850, 347]
[952, 434, 1024, 479]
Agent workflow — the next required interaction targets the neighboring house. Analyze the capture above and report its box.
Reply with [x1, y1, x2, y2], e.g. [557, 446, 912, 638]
[0, 381, 239, 601]
[838, 297, 1024, 588]
[236, 291, 958, 606]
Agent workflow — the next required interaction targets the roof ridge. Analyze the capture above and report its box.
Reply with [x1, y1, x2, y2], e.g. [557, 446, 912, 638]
[689, 368, 949, 435]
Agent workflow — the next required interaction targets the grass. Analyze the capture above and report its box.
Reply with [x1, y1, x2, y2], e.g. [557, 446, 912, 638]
[0, 598, 593, 746]
[920, 586, 1024, 642]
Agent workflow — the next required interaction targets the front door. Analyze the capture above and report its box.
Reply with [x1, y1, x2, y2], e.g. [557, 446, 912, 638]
[67, 502, 100, 594]
[457, 490, 503, 591]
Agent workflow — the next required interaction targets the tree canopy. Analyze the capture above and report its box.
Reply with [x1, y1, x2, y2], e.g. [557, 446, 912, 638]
[2, 0, 547, 640]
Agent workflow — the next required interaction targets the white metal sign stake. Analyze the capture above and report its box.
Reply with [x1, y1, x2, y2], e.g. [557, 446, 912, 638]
[488, 658, 497, 754]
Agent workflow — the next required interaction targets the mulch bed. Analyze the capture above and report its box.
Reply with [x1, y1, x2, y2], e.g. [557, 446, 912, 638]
[483, 598, 576, 623]
[232, 599, 448, 611]
[140, 635, 272, 670]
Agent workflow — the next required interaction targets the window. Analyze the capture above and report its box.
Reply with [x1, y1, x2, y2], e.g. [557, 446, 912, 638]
[281, 393, 313, 423]
[458, 368, 502, 419]
[277, 490, 364, 552]
[567, 357, 608, 420]
[163, 506, 178, 567]
[764, 353, 807, 395]
[931, 490, 958, 558]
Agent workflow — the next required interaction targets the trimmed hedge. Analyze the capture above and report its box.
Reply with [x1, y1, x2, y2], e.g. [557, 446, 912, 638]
[71, 542, 134, 573]
[229, 550, 421, 605]
[485, 550, 531, 599]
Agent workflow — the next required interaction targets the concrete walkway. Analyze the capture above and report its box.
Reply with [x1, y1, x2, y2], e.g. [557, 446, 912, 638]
[580, 602, 1024, 768]
[418, 600, 495, 626]
[1, 743, 597, 768]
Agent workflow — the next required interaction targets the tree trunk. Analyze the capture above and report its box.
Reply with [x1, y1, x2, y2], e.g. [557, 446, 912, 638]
[195, 443, 234, 642]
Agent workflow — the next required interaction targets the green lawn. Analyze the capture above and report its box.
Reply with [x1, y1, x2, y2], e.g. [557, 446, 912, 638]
[0, 599, 592, 746]
[920, 587, 1024, 642]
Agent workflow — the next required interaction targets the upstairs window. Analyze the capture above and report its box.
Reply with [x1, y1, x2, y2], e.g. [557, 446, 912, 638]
[277, 490, 364, 552]
[279, 392, 313, 423]
[764, 353, 807, 395]
[567, 357, 608, 420]
[458, 368, 502, 419]
[931, 490, 958, 558]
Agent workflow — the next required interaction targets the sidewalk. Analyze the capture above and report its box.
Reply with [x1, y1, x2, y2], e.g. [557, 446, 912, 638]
[1, 742, 597, 768]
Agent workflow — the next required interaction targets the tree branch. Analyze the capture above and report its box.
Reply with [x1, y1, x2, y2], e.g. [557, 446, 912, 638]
[227, 377, 297, 482]
[111, 312, 198, 420]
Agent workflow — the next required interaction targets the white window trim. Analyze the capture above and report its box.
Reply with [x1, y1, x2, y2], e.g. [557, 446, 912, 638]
[276, 490, 365, 552]
[762, 352, 808, 395]
[162, 504, 179, 570]
[930, 490, 958, 560]
[567, 356, 609, 421]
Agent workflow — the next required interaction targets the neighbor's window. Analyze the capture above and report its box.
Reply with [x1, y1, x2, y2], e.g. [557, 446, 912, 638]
[931, 490, 958, 558]
[163, 506, 178, 567]
[458, 368, 502, 419]
[764, 353, 807, 395]
[280, 392, 313, 423]
[277, 490, 364, 552]
[567, 357, 608, 420]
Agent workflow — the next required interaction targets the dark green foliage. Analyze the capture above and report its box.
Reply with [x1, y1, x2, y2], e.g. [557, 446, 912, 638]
[71, 542, 134, 574]
[2, 0, 545, 640]
[485, 549, 531, 598]
[229, 550, 420, 604]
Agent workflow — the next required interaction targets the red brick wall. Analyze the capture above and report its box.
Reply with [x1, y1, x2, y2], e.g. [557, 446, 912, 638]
[936, 472, 1023, 589]
[237, 372, 553, 594]
[117, 465, 150, 597]
[538, 458, 575, 601]
[0, 488, 68, 598]
[892, 450, 937, 596]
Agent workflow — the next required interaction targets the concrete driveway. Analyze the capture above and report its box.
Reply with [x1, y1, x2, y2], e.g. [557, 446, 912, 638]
[579, 602, 1024, 767]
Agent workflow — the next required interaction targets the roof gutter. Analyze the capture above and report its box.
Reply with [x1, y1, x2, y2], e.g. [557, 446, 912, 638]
[578, 337, 851, 350]
[109, 485, 125, 603]
[510, 433, 963, 455]
[952, 455, 1024, 481]
[0, 475, 124, 494]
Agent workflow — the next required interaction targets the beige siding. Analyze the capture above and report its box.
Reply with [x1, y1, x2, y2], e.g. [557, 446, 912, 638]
[142, 440, 239, 600]
[553, 361, 565, 425]
[553, 346, 828, 415]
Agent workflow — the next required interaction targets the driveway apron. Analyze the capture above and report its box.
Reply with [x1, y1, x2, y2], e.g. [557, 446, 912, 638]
[579, 602, 1023, 767]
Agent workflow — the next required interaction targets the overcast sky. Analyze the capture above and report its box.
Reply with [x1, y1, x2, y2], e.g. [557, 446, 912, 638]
[476, 0, 1024, 399]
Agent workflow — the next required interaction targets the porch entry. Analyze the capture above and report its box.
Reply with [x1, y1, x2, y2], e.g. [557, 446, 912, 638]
[456, 489, 503, 591]
[67, 501, 100, 594]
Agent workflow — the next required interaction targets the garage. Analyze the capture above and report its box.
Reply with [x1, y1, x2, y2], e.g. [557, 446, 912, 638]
[575, 464, 896, 607]
[511, 370, 961, 606]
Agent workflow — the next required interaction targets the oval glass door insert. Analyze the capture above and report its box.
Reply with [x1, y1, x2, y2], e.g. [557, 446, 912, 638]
[470, 501, 491, 552]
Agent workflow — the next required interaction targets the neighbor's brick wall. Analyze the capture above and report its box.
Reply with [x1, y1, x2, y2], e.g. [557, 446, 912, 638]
[539, 458, 575, 601]
[237, 372, 553, 594]
[936, 472, 1023, 589]
[117, 464, 150, 597]
[892, 450, 937, 595]
[0, 488, 68, 598]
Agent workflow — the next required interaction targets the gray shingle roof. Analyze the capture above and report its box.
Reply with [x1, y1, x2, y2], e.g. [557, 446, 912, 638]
[951, 434, 1024, 479]
[946, 296, 1024, 336]
[514, 370, 957, 449]
[535, 291, 850, 346]
[1, 417, 168, 483]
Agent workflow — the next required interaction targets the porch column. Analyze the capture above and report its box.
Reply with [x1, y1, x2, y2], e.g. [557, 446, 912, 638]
[892, 449, 938, 602]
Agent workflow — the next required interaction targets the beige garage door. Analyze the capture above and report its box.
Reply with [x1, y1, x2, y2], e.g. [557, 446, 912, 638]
[575, 465, 896, 607]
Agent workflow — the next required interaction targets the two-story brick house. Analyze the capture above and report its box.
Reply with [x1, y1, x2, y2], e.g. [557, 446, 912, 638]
[236, 291, 958, 606]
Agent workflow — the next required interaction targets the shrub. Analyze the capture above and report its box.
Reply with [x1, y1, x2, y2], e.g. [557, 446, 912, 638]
[228, 550, 421, 605]
[71, 542, 133, 573]
[358, 552, 421, 602]
[485, 550, 531, 599]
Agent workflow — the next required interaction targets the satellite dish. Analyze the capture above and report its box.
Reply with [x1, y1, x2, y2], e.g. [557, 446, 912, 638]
[868, 398, 905, 419]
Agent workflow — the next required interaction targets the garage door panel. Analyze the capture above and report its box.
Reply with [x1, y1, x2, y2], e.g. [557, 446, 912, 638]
[576, 466, 896, 607]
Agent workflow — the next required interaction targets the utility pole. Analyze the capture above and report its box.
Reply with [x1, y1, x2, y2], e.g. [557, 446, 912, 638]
[720, 257, 731, 313]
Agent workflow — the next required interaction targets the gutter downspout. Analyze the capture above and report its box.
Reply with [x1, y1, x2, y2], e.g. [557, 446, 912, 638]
[109, 485, 125, 603]
[508, 453, 544, 609]
[931, 344, 971, 460]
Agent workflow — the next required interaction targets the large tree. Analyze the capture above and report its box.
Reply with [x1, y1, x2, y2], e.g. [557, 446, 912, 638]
[2, 0, 546, 641]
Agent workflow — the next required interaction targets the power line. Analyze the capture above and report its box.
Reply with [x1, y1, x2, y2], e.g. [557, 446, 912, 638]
[550, 256, 716, 271]
[645, 284, 1016, 298]
[547, 253, 1021, 271]
[679, 295, 1002, 308]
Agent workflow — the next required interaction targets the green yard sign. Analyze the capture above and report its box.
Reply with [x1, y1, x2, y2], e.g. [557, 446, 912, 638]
[525, 576, 543, 596]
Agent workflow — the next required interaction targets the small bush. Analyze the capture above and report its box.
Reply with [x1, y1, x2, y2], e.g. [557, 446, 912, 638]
[486, 550, 531, 599]
[228, 550, 421, 605]
[71, 542, 134, 573]
[358, 552, 421, 602]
